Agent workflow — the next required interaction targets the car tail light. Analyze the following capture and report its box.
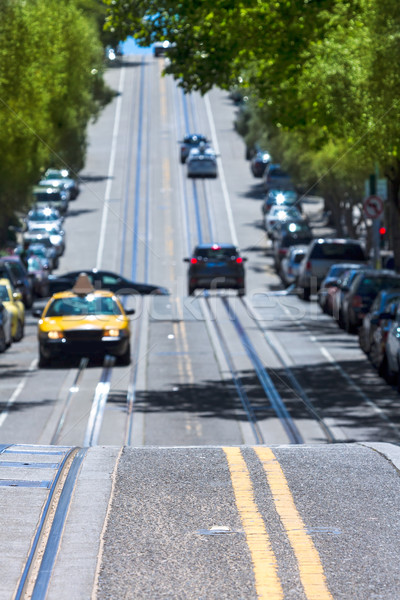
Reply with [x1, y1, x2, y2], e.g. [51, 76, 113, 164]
[306, 261, 311, 271]
[190, 258, 197, 264]
[279, 248, 288, 255]
[236, 257, 243, 264]
[352, 295, 363, 308]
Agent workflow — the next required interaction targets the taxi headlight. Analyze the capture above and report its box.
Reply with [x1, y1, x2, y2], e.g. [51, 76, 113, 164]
[103, 329, 121, 337]
[48, 330, 63, 340]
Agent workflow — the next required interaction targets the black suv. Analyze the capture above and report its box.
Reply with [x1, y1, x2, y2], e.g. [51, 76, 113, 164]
[184, 244, 247, 296]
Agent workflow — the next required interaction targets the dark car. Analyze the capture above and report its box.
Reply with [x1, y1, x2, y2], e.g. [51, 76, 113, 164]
[359, 289, 400, 356]
[332, 266, 366, 327]
[0, 256, 34, 307]
[250, 150, 270, 178]
[32, 185, 69, 214]
[41, 168, 80, 200]
[342, 270, 400, 333]
[272, 222, 313, 269]
[47, 269, 169, 296]
[263, 163, 294, 193]
[179, 134, 209, 164]
[261, 189, 301, 215]
[183, 244, 247, 296]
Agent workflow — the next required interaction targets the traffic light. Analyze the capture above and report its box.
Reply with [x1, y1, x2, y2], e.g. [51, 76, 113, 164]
[379, 225, 387, 248]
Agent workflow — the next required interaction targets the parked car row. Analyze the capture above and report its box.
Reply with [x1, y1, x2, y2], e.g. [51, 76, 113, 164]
[316, 261, 400, 391]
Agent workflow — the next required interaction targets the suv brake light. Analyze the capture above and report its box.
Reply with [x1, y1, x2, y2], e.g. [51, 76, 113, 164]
[190, 258, 197, 265]
[236, 257, 243, 264]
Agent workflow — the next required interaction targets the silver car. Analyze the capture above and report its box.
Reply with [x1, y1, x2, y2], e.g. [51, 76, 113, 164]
[297, 238, 367, 301]
[187, 146, 218, 178]
[279, 245, 308, 286]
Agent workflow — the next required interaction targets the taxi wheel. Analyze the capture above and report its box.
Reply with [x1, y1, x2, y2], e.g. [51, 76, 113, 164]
[38, 346, 50, 368]
[0, 330, 6, 353]
[14, 320, 24, 342]
[118, 344, 131, 366]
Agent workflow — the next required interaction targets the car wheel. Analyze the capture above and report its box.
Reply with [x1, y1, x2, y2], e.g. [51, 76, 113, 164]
[188, 286, 195, 296]
[301, 287, 311, 301]
[38, 346, 50, 368]
[118, 344, 131, 366]
[238, 288, 245, 297]
[14, 320, 24, 342]
[0, 329, 6, 353]
[383, 352, 395, 384]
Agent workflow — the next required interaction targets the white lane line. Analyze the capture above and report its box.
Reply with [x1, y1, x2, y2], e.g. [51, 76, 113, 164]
[96, 66, 126, 269]
[204, 94, 238, 246]
[0, 359, 37, 428]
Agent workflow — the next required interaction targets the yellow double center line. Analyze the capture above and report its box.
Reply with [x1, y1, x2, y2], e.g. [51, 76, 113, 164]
[224, 447, 333, 600]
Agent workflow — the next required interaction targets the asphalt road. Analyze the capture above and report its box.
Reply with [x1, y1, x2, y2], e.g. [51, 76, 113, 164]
[0, 54, 400, 599]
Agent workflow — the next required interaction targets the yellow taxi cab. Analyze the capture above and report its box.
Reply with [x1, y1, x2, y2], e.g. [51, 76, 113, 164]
[0, 278, 25, 341]
[34, 273, 134, 367]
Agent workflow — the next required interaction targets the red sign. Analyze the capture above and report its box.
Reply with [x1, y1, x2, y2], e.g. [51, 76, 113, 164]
[363, 195, 383, 219]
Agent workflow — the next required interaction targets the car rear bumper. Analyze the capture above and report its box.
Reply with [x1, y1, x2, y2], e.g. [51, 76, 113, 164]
[40, 336, 129, 359]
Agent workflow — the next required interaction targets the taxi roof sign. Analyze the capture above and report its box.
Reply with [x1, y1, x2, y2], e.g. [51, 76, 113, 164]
[72, 273, 95, 295]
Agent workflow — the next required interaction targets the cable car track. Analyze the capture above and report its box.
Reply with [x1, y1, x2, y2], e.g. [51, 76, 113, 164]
[9, 444, 86, 600]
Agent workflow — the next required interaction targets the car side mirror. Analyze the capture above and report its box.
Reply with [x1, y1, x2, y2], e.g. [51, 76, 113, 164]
[13, 292, 22, 301]
[125, 308, 135, 315]
[32, 308, 43, 318]
[242, 257, 248, 262]
[183, 258, 190, 262]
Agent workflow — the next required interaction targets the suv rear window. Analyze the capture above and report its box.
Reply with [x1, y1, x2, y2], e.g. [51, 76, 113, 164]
[310, 243, 365, 261]
[195, 247, 237, 260]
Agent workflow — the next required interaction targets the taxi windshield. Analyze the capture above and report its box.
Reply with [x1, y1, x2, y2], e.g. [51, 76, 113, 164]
[46, 295, 122, 317]
[0, 285, 9, 301]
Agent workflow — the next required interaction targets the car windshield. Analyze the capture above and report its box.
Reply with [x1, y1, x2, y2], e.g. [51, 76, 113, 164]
[28, 257, 42, 271]
[46, 295, 122, 317]
[194, 247, 238, 260]
[311, 243, 365, 260]
[358, 277, 400, 296]
[0, 286, 10, 301]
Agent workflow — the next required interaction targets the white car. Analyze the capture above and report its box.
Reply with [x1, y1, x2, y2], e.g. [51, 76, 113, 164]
[187, 145, 218, 178]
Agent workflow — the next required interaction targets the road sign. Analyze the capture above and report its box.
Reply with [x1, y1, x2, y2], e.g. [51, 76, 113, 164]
[363, 195, 384, 219]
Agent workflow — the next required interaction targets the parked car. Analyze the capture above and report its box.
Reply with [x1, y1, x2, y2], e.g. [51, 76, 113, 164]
[381, 303, 400, 387]
[25, 206, 64, 232]
[279, 245, 308, 286]
[0, 256, 34, 307]
[341, 270, 400, 333]
[41, 168, 80, 200]
[272, 222, 313, 269]
[261, 189, 301, 215]
[317, 263, 364, 315]
[370, 299, 400, 377]
[26, 241, 58, 271]
[23, 227, 65, 257]
[179, 134, 209, 163]
[32, 185, 69, 214]
[0, 301, 12, 351]
[263, 163, 294, 193]
[250, 150, 270, 178]
[153, 40, 174, 57]
[264, 205, 304, 239]
[183, 243, 247, 295]
[0, 278, 25, 341]
[46, 269, 169, 296]
[332, 266, 366, 326]
[359, 289, 400, 356]
[297, 238, 368, 301]
[27, 256, 50, 298]
[187, 145, 218, 178]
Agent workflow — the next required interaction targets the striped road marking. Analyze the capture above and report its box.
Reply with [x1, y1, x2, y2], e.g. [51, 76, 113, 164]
[255, 447, 333, 600]
[223, 447, 283, 600]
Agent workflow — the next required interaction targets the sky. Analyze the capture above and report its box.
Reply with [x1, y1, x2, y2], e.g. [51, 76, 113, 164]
[120, 37, 153, 55]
